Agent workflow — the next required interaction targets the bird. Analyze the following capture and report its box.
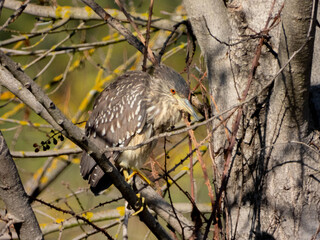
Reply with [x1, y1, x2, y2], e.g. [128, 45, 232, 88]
[80, 64, 198, 195]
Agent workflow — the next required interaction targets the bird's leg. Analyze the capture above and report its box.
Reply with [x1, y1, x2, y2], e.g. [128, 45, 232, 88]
[123, 168, 152, 186]
[126, 168, 153, 186]
[122, 171, 145, 216]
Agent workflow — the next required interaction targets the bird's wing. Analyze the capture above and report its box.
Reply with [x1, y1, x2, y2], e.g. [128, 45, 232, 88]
[80, 71, 150, 194]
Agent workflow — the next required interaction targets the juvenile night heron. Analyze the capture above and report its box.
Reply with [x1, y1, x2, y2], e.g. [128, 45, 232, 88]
[80, 64, 198, 194]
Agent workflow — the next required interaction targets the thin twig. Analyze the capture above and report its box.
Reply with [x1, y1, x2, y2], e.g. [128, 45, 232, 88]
[2, 0, 175, 31]
[163, 138, 185, 239]
[10, 148, 82, 158]
[0, 19, 95, 47]
[33, 54, 56, 80]
[114, 0, 156, 68]
[143, 0, 154, 71]
[158, 21, 186, 61]
[22, 29, 74, 70]
[34, 198, 114, 239]
[82, 0, 157, 65]
[0, 0, 31, 31]
[185, 119, 215, 209]
[0, 117, 52, 129]
[47, 54, 73, 95]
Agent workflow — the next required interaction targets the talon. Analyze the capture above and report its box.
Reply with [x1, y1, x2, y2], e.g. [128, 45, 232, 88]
[123, 169, 131, 182]
[124, 168, 153, 186]
[126, 171, 136, 182]
[132, 193, 145, 216]
[133, 168, 153, 186]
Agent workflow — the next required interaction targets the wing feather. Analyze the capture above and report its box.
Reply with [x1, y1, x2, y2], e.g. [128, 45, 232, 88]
[80, 71, 150, 194]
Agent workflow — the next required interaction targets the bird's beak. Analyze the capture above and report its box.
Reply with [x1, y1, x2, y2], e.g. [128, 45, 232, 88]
[175, 95, 200, 121]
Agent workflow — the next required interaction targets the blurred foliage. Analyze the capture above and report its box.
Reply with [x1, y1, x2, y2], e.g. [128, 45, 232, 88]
[0, 0, 212, 239]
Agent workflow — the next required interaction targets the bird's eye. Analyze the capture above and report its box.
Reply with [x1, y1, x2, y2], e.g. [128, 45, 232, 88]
[170, 89, 176, 95]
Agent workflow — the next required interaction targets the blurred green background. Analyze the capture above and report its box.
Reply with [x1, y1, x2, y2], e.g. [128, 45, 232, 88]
[0, 0, 212, 239]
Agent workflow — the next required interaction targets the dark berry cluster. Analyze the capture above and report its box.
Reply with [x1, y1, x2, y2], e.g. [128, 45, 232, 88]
[33, 130, 64, 152]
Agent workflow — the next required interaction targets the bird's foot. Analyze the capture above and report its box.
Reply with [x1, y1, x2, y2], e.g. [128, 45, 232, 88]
[123, 169, 132, 184]
[125, 169, 154, 187]
[132, 193, 145, 216]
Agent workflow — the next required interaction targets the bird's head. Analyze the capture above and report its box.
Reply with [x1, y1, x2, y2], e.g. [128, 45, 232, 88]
[150, 65, 199, 120]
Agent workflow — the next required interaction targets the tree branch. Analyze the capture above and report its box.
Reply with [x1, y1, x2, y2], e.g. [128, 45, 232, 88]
[138, 183, 198, 239]
[11, 148, 82, 158]
[3, 0, 176, 30]
[0, 65, 61, 130]
[81, 0, 157, 65]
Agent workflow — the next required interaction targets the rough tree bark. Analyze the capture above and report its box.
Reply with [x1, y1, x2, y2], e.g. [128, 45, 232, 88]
[0, 131, 43, 240]
[184, 0, 320, 239]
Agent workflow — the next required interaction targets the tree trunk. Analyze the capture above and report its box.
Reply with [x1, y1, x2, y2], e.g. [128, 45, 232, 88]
[0, 132, 43, 240]
[184, 0, 320, 239]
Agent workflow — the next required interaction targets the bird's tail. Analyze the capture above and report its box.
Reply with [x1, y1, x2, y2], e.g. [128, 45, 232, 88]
[80, 152, 113, 195]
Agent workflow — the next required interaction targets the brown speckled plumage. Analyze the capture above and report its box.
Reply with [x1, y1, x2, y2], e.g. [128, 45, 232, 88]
[80, 65, 198, 194]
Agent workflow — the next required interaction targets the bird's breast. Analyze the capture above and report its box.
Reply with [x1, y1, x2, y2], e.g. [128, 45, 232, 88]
[117, 125, 156, 169]
[147, 101, 182, 132]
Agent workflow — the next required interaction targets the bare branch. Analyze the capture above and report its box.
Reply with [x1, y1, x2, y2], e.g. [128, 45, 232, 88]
[24, 156, 70, 198]
[34, 198, 113, 239]
[137, 182, 197, 239]
[0, 18, 67, 47]
[2, 1, 175, 30]
[143, 0, 154, 71]
[0, 117, 52, 129]
[22, 29, 75, 70]
[114, 0, 156, 69]
[0, 65, 61, 130]
[81, 0, 157, 65]
[11, 148, 82, 158]
[41, 209, 123, 236]
[0, 0, 31, 31]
